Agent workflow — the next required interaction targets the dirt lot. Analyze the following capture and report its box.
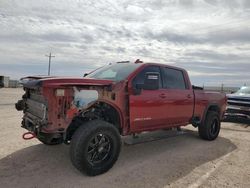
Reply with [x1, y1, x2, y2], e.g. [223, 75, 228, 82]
[0, 88, 249, 188]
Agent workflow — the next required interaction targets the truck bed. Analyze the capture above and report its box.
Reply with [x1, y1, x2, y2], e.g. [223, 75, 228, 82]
[193, 89, 227, 121]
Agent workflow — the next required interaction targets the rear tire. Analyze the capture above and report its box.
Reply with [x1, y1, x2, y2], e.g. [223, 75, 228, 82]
[198, 111, 220, 140]
[70, 120, 121, 176]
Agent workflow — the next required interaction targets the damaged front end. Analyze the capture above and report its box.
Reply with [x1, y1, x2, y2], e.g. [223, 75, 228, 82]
[16, 79, 47, 131]
[16, 77, 119, 144]
[15, 79, 56, 144]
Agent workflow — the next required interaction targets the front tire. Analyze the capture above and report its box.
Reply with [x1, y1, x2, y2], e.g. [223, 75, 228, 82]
[70, 120, 121, 176]
[198, 111, 221, 140]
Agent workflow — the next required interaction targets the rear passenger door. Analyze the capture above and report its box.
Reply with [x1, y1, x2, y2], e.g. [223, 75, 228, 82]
[160, 67, 194, 126]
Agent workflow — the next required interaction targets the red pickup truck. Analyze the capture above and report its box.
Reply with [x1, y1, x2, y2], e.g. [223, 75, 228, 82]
[16, 61, 227, 176]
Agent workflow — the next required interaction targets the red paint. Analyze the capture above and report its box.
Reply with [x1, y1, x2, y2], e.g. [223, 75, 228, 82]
[42, 77, 114, 88]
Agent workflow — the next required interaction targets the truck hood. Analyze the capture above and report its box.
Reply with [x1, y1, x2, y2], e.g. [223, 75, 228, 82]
[21, 76, 55, 80]
[23, 76, 114, 89]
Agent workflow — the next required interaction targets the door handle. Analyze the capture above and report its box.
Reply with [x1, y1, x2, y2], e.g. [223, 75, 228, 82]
[187, 94, 192, 98]
[159, 93, 166, 98]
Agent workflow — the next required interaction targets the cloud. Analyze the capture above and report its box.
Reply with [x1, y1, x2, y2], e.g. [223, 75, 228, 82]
[143, 25, 250, 45]
[184, 50, 250, 62]
[0, 0, 250, 86]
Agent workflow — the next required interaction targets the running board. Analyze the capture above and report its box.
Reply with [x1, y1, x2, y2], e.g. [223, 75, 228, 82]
[122, 128, 186, 145]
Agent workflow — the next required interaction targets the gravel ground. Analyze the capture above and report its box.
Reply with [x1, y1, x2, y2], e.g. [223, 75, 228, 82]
[0, 88, 249, 188]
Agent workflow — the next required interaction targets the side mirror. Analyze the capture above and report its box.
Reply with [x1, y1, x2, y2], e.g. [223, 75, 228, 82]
[135, 72, 160, 92]
[83, 73, 89, 77]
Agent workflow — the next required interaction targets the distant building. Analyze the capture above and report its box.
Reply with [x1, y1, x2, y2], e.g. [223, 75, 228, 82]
[0, 76, 21, 88]
[0, 76, 10, 87]
[9, 80, 19, 88]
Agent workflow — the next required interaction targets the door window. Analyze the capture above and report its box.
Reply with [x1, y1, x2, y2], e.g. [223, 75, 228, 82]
[133, 66, 162, 88]
[162, 68, 186, 89]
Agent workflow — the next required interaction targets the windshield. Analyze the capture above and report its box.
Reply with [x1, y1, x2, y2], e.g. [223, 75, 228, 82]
[236, 87, 250, 94]
[86, 63, 141, 81]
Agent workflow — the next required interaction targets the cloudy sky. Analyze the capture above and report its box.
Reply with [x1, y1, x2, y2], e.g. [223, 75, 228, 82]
[0, 0, 250, 86]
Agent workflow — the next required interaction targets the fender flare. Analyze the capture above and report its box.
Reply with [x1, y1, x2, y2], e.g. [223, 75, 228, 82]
[201, 103, 221, 124]
[96, 99, 124, 130]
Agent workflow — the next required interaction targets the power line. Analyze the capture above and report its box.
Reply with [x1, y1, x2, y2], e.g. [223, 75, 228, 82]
[45, 52, 55, 76]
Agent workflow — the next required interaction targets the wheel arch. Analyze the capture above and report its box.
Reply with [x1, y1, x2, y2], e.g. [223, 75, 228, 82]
[202, 103, 221, 123]
[65, 100, 123, 142]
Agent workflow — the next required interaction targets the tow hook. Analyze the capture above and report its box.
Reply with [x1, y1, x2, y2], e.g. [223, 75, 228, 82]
[22, 132, 36, 140]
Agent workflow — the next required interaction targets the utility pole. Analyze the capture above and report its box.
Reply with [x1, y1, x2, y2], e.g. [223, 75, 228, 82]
[45, 52, 55, 76]
[221, 83, 224, 92]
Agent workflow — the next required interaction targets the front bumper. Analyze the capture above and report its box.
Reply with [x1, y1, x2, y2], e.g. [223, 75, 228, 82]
[224, 105, 250, 119]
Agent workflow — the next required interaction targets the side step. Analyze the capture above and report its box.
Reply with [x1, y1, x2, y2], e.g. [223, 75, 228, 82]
[123, 128, 186, 145]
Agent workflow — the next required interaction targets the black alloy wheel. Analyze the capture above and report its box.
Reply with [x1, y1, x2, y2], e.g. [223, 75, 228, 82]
[87, 133, 111, 165]
[70, 120, 121, 176]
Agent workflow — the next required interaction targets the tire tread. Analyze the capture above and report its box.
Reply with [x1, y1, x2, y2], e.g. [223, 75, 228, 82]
[198, 111, 220, 141]
[70, 120, 121, 176]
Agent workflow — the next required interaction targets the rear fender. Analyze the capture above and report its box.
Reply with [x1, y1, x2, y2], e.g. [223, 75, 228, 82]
[202, 103, 221, 124]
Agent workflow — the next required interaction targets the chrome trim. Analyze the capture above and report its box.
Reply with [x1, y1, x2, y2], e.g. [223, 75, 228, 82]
[227, 100, 250, 105]
[226, 105, 250, 111]
[224, 113, 250, 119]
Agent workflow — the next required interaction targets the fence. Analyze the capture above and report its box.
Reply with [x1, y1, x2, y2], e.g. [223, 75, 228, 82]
[203, 85, 240, 94]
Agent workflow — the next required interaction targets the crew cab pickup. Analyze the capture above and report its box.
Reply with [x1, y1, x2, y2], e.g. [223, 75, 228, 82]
[15, 61, 227, 176]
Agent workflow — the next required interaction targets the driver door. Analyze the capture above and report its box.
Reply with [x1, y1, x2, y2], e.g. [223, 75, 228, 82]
[129, 65, 166, 132]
